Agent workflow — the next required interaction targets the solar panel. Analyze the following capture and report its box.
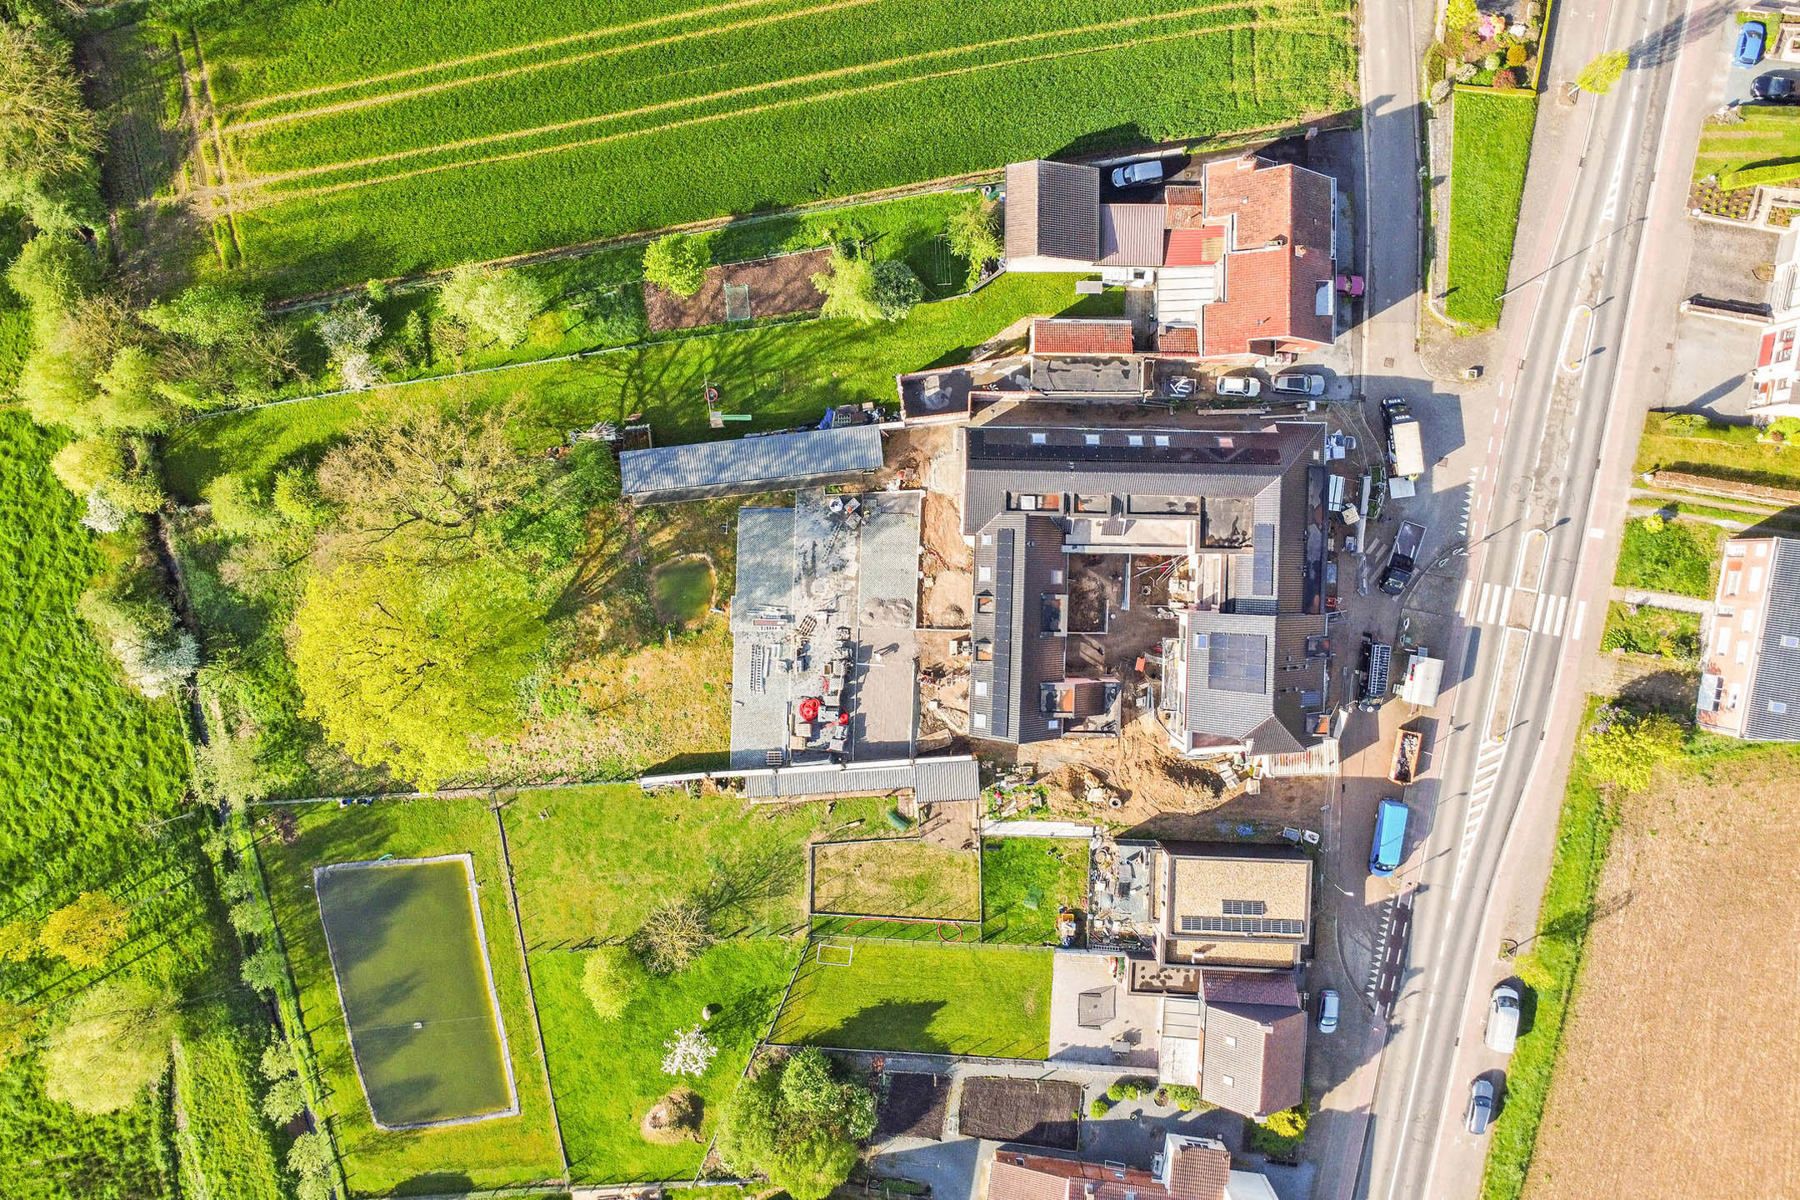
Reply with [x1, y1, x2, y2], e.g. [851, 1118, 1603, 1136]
[1207, 633, 1268, 694]
[992, 528, 1016, 739]
[1222, 899, 1267, 916]
[1252, 523, 1275, 595]
[1179, 915, 1303, 935]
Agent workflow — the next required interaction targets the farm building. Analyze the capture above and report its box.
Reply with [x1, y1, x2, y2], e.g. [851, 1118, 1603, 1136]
[619, 425, 884, 504]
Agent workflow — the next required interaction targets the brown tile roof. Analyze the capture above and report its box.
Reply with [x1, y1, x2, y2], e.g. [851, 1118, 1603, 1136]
[1005, 160, 1101, 262]
[1157, 324, 1200, 356]
[1199, 157, 1336, 357]
[987, 1144, 1230, 1200]
[1166, 1141, 1232, 1200]
[1200, 1002, 1307, 1117]
[1164, 184, 1208, 227]
[1098, 202, 1167, 267]
[1032, 318, 1135, 356]
[1201, 969, 1303, 1009]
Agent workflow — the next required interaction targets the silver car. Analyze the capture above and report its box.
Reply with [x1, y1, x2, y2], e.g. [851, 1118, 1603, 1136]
[1273, 372, 1326, 397]
[1466, 1078, 1495, 1135]
[1215, 374, 1262, 398]
[1316, 988, 1340, 1034]
[1111, 159, 1165, 189]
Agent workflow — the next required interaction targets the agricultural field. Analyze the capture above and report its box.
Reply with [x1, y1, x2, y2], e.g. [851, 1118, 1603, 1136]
[810, 838, 981, 920]
[254, 799, 564, 1194]
[980, 837, 1090, 943]
[770, 939, 1053, 1058]
[1498, 741, 1800, 1200]
[1446, 88, 1538, 327]
[128, 0, 1359, 296]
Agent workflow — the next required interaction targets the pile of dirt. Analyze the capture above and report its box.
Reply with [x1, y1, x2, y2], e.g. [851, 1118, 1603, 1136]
[639, 1087, 703, 1145]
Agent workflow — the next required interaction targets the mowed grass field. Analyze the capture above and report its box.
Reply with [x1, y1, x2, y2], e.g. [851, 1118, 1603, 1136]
[178, 0, 1358, 294]
[1446, 88, 1539, 327]
[810, 839, 981, 919]
[980, 837, 1089, 943]
[315, 858, 517, 1129]
[770, 940, 1052, 1057]
[258, 800, 563, 1194]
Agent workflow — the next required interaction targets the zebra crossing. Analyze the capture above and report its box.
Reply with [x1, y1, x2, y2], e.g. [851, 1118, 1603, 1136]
[1456, 580, 1588, 640]
[1456, 740, 1509, 882]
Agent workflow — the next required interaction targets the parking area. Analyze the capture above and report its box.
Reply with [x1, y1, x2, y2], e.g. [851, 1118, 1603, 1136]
[1723, 16, 1800, 108]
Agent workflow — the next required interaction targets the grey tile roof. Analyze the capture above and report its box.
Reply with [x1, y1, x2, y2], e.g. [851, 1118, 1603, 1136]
[970, 513, 1070, 744]
[1004, 160, 1101, 262]
[621, 426, 883, 501]
[1745, 537, 1800, 739]
[1199, 1002, 1306, 1118]
[1098, 202, 1168, 268]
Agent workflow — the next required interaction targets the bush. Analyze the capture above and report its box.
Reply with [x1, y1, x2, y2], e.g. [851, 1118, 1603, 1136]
[643, 233, 711, 297]
[259, 1037, 298, 1081]
[1106, 1079, 1143, 1102]
[633, 898, 715, 975]
[1088, 1097, 1111, 1118]
[240, 944, 286, 993]
[1579, 704, 1685, 793]
[1492, 67, 1520, 89]
[286, 1131, 334, 1180]
[1164, 1084, 1202, 1112]
[1506, 44, 1527, 67]
[1599, 604, 1701, 660]
[1719, 158, 1800, 192]
[1248, 1103, 1309, 1158]
[580, 946, 644, 1021]
[869, 260, 923, 321]
[946, 203, 1001, 287]
[438, 263, 545, 347]
[49, 436, 124, 496]
[260, 1074, 307, 1125]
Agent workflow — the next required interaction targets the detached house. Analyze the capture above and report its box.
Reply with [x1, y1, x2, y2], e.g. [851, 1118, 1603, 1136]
[1004, 155, 1339, 360]
[1697, 534, 1800, 739]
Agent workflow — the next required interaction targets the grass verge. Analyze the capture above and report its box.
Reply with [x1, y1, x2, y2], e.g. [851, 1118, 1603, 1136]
[1445, 88, 1538, 327]
[1633, 411, 1800, 492]
[1598, 603, 1700, 661]
[1613, 517, 1723, 598]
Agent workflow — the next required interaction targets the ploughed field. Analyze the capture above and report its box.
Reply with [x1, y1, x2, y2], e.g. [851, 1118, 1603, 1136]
[184, 0, 1358, 294]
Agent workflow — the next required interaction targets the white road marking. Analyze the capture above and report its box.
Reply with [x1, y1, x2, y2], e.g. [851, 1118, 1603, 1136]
[1458, 578, 1474, 617]
[1590, 525, 1605, 539]
[1571, 598, 1589, 641]
[1500, 585, 1516, 623]
[1530, 591, 1550, 632]
[1477, 582, 1499, 624]
[1550, 594, 1569, 637]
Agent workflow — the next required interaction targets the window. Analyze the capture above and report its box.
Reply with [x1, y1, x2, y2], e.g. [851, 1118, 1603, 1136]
[1737, 640, 1751, 665]
[1222, 899, 1267, 915]
[1756, 541, 1771, 558]
[1725, 569, 1741, 597]
[977, 565, 992, 582]
[1782, 635, 1799, 650]
[973, 713, 988, 730]
[980, 533, 993, 547]
[975, 640, 993, 662]
[974, 681, 989, 697]
[1715, 626, 1732, 655]
[1154, 435, 1171, 447]
[1084, 433, 1101, 446]
[1030, 432, 1047, 445]
[1129, 434, 1144, 447]
[1050, 569, 1064, 584]
[1224, 1035, 1237, 1048]
[1770, 700, 1789, 715]
[1750, 567, 1765, 592]
[1221, 1074, 1235, 1088]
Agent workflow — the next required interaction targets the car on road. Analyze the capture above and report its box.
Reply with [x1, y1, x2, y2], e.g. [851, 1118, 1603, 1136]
[1465, 1077, 1496, 1136]
[1110, 158, 1165, 189]
[1317, 989, 1340, 1034]
[1736, 22, 1766, 68]
[1752, 72, 1800, 103]
[1486, 983, 1522, 1054]
[1273, 372, 1326, 397]
[1215, 373, 1261, 398]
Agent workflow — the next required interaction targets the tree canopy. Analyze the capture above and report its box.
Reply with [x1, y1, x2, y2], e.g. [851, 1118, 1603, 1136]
[438, 263, 546, 348]
[643, 232, 711, 297]
[719, 1047, 875, 1200]
[0, 22, 101, 229]
[1575, 49, 1629, 95]
[42, 977, 173, 1115]
[39, 891, 130, 968]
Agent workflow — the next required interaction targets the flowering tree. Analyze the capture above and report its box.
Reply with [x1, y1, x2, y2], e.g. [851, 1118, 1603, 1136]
[661, 1024, 719, 1077]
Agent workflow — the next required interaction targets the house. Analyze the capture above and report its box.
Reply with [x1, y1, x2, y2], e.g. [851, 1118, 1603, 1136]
[1696, 535, 1800, 738]
[619, 425, 883, 504]
[961, 420, 1332, 761]
[1003, 155, 1339, 360]
[985, 1135, 1278, 1200]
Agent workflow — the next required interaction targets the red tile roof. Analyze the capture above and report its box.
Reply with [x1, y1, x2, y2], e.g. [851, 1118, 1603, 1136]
[1157, 324, 1200, 356]
[1165, 225, 1229, 267]
[986, 1145, 1230, 1200]
[1032, 318, 1135, 356]
[1198, 157, 1336, 357]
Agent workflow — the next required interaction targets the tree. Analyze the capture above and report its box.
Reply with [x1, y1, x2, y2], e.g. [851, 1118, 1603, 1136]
[315, 399, 547, 561]
[869, 260, 923, 321]
[260, 1036, 299, 1081]
[632, 899, 714, 975]
[40, 891, 130, 968]
[286, 1131, 334, 1180]
[0, 919, 39, 963]
[49, 437, 125, 497]
[315, 303, 381, 360]
[295, 1177, 334, 1200]
[92, 345, 177, 433]
[946, 204, 1002, 287]
[643, 233, 711, 297]
[6, 233, 98, 331]
[719, 1048, 874, 1200]
[42, 978, 173, 1115]
[1575, 49, 1629, 95]
[78, 585, 197, 698]
[0, 24, 101, 229]
[261, 1074, 307, 1125]
[812, 246, 881, 323]
[661, 1023, 719, 1077]
[240, 944, 286, 994]
[1580, 704, 1684, 793]
[581, 946, 644, 1022]
[227, 895, 274, 939]
[437, 263, 545, 347]
[292, 557, 547, 787]
[0, 1000, 35, 1067]
[144, 285, 265, 348]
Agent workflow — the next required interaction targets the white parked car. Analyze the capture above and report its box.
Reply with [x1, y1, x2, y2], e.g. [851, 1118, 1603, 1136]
[1110, 159, 1165, 189]
[1215, 374, 1262, 398]
[1273, 372, 1326, 397]
[1317, 989, 1340, 1034]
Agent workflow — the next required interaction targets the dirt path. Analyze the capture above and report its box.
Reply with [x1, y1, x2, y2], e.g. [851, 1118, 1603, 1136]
[214, 6, 1346, 212]
[223, 0, 882, 134]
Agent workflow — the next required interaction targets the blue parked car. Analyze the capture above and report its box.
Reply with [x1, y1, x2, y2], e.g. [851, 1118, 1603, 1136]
[1736, 22, 1766, 68]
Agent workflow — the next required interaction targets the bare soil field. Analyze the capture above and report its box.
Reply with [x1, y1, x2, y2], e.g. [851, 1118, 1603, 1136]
[810, 837, 980, 920]
[876, 1072, 949, 1141]
[956, 1076, 1080, 1148]
[1524, 751, 1800, 1199]
[643, 249, 829, 332]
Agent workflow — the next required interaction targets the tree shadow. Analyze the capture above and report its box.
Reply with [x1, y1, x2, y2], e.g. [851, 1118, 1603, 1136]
[812, 999, 949, 1056]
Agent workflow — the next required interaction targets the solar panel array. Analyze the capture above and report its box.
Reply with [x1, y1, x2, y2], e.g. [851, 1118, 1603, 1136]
[992, 528, 1016, 740]
[1207, 632, 1268, 694]
[1180, 914, 1304, 936]
[1222, 899, 1267, 915]
[1252, 523, 1276, 595]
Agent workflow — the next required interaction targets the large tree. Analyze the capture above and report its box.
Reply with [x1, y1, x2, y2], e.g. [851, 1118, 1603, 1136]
[316, 399, 547, 561]
[719, 1048, 875, 1200]
[42, 978, 173, 1115]
[438, 263, 545, 348]
[0, 22, 101, 229]
[292, 557, 547, 787]
[39, 891, 130, 968]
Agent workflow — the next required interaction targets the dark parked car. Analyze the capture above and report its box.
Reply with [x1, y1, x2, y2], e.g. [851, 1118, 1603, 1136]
[1753, 73, 1799, 103]
[1736, 22, 1766, 68]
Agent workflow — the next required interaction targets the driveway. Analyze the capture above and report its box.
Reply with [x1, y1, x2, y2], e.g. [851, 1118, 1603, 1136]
[1723, 18, 1795, 107]
[1667, 309, 1761, 420]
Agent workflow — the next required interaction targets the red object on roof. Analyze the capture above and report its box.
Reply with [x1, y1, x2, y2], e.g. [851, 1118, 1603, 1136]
[798, 697, 820, 722]
[1030, 318, 1134, 356]
[837, 712, 851, 726]
[1165, 224, 1228, 267]
[1760, 330, 1778, 369]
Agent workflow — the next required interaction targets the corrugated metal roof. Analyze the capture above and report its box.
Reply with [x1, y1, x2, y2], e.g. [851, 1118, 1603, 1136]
[737, 757, 979, 801]
[621, 426, 882, 499]
[1745, 537, 1800, 739]
[1098, 202, 1167, 267]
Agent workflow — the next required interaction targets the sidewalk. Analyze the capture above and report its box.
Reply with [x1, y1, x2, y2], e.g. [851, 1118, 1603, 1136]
[1611, 585, 1710, 613]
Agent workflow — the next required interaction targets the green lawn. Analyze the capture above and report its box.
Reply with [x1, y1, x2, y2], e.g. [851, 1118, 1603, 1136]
[770, 940, 1052, 1058]
[1633, 411, 1800, 491]
[1613, 517, 1723, 599]
[257, 799, 564, 1195]
[172, 1002, 290, 1200]
[810, 839, 981, 920]
[647, 556, 715, 629]
[500, 784, 894, 946]
[533, 941, 794, 1182]
[980, 837, 1089, 943]
[149, 0, 1357, 295]
[1693, 103, 1800, 186]
[164, 272, 1115, 500]
[1598, 603, 1701, 661]
[1446, 88, 1539, 327]
[315, 858, 517, 1128]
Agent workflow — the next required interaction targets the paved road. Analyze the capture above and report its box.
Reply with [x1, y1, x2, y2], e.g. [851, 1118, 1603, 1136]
[1358, 0, 1726, 1197]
